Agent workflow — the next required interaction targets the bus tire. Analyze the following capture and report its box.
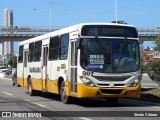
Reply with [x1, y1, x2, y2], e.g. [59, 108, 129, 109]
[28, 78, 36, 96]
[15, 83, 20, 87]
[106, 98, 119, 105]
[60, 81, 71, 104]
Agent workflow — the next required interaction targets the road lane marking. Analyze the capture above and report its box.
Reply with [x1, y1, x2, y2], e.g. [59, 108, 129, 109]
[25, 100, 46, 108]
[2, 91, 13, 96]
[31, 102, 46, 107]
[79, 117, 92, 120]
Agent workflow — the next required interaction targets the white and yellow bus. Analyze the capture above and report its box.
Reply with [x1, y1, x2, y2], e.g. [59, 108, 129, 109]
[17, 23, 141, 104]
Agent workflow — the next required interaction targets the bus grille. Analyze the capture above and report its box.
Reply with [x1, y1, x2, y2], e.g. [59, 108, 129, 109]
[100, 89, 123, 94]
[97, 84, 126, 87]
[93, 76, 130, 82]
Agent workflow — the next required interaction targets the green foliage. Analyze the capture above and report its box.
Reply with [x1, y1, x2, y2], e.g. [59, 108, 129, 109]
[7, 54, 17, 68]
[143, 32, 160, 85]
[111, 20, 127, 24]
[141, 63, 147, 73]
[154, 35, 160, 51]
[145, 60, 160, 83]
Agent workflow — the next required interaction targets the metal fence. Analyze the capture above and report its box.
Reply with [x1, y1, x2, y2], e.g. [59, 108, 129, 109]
[137, 26, 160, 36]
[0, 26, 160, 36]
[0, 26, 65, 35]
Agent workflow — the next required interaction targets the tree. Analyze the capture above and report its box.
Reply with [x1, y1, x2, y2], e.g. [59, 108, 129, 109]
[7, 54, 17, 68]
[154, 35, 160, 51]
[146, 60, 160, 84]
[145, 34, 160, 85]
[111, 20, 127, 24]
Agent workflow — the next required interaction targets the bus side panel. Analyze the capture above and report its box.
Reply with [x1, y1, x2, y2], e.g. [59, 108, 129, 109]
[17, 63, 24, 87]
[23, 78, 28, 87]
[30, 62, 42, 90]
[32, 78, 42, 91]
[47, 80, 59, 94]
[65, 81, 71, 96]
[47, 61, 59, 93]
[17, 77, 23, 87]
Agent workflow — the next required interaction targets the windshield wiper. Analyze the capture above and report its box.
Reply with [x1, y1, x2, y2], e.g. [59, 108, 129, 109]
[113, 37, 127, 72]
[94, 37, 111, 64]
[95, 36, 107, 55]
[117, 37, 127, 54]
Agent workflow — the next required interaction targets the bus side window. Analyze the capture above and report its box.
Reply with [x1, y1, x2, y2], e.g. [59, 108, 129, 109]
[34, 41, 42, 62]
[28, 42, 34, 62]
[18, 45, 23, 63]
[49, 36, 59, 60]
[59, 34, 69, 59]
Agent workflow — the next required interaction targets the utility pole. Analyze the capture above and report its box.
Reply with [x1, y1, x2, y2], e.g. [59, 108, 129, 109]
[115, 0, 118, 24]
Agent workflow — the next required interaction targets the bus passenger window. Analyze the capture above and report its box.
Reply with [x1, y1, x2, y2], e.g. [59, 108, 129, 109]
[49, 36, 59, 60]
[59, 34, 69, 59]
[34, 41, 42, 62]
[28, 42, 34, 62]
[18, 45, 23, 63]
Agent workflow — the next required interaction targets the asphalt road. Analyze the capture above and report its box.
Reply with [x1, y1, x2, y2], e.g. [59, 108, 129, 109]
[0, 77, 159, 120]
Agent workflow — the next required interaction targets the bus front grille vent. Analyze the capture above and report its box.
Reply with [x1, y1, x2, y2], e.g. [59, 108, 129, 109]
[100, 89, 123, 94]
[114, 84, 126, 87]
[93, 76, 130, 82]
[97, 84, 110, 86]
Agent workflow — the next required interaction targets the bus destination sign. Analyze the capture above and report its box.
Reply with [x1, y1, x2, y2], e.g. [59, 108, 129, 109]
[81, 25, 138, 38]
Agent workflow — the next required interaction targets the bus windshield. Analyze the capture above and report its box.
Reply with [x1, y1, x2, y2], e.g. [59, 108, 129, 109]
[80, 38, 140, 73]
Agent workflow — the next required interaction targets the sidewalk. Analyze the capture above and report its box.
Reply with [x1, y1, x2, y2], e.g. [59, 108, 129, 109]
[2, 74, 12, 80]
[141, 73, 159, 89]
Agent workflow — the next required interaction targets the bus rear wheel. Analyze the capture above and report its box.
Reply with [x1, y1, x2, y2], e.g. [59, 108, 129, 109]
[60, 81, 71, 104]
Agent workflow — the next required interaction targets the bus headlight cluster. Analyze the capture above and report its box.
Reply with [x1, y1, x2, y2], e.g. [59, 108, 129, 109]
[128, 78, 141, 87]
[80, 76, 96, 87]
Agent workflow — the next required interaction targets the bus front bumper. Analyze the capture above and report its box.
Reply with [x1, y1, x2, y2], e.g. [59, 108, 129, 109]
[77, 83, 141, 98]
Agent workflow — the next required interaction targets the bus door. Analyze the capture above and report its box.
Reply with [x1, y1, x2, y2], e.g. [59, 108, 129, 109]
[42, 45, 48, 91]
[23, 50, 28, 87]
[69, 39, 78, 93]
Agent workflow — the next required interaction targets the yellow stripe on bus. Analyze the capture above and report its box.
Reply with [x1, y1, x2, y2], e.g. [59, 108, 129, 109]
[16, 77, 140, 98]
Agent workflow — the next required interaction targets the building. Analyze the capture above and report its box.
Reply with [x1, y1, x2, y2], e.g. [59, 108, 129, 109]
[143, 47, 154, 62]
[0, 9, 14, 56]
[4, 9, 13, 27]
[153, 51, 160, 60]
[0, 42, 3, 56]
[143, 47, 160, 64]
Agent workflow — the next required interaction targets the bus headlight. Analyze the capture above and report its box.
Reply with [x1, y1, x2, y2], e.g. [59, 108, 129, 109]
[128, 78, 141, 87]
[80, 76, 96, 87]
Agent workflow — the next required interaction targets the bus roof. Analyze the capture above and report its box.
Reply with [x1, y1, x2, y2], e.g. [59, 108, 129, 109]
[19, 23, 135, 46]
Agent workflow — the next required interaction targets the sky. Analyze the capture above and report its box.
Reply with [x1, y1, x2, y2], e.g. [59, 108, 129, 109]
[0, 0, 159, 52]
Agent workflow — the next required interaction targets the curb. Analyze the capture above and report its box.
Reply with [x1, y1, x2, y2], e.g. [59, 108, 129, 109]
[1, 77, 12, 80]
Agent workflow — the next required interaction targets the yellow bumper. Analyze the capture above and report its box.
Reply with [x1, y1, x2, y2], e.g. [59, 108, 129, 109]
[77, 83, 141, 98]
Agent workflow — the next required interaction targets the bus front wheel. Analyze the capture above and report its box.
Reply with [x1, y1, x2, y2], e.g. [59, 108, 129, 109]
[60, 81, 71, 104]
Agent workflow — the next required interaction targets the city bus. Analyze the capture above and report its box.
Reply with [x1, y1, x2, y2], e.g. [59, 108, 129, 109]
[17, 23, 141, 104]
